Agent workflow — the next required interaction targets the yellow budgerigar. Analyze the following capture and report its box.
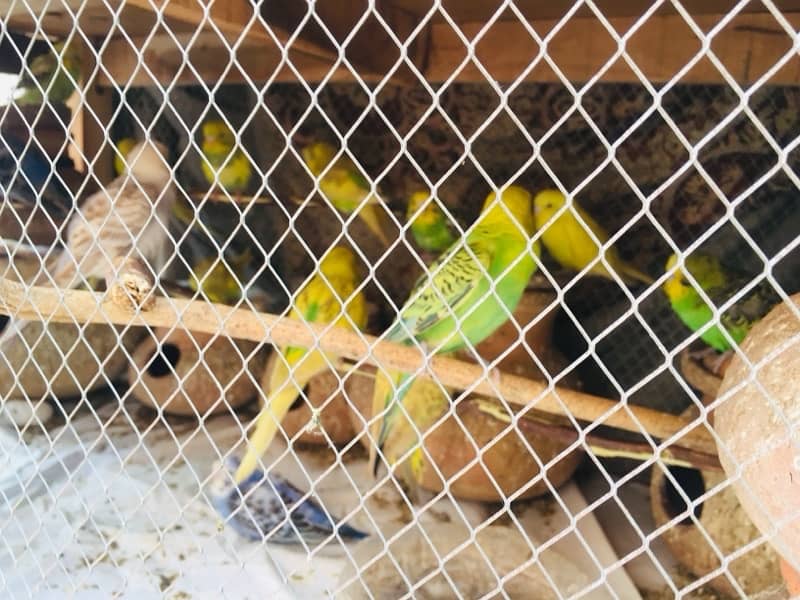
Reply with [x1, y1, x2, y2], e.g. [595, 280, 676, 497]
[380, 377, 451, 494]
[302, 141, 392, 246]
[187, 247, 254, 306]
[200, 119, 253, 196]
[171, 198, 271, 308]
[234, 246, 368, 483]
[113, 137, 137, 176]
[533, 189, 653, 285]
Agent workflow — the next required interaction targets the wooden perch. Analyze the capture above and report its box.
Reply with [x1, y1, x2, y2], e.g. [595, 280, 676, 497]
[187, 190, 319, 207]
[0, 276, 718, 457]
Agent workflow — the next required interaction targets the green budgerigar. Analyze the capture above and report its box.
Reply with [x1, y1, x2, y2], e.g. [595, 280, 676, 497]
[406, 190, 457, 254]
[663, 252, 782, 352]
[15, 40, 81, 105]
[302, 141, 392, 246]
[370, 185, 541, 473]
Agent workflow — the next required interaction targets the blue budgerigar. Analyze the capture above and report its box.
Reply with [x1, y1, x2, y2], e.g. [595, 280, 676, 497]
[209, 456, 367, 545]
[0, 133, 75, 218]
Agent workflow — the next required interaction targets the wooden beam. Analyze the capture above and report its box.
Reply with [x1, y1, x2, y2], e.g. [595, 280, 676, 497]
[0, 275, 720, 457]
[260, 0, 430, 84]
[94, 31, 345, 88]
[123, 0, 338, 63]
[426, 12, 800, 85]
[90, 10, 800, 87]
[75, 39, 113, 182]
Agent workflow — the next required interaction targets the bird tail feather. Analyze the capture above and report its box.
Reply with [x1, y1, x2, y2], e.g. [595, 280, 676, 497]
[356, 202, 392, 246]
[234, 382, 301, 484]
[620, 263, 654, 286]
[368, 368, 412, 476]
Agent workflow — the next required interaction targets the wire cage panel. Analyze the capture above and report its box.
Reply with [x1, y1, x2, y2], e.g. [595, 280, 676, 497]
[0, 0, 799, 598]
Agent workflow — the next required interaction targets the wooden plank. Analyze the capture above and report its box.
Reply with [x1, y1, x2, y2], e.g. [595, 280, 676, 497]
[394, 0, 800, 23]
[260, 0, 430, 84]
[123, 0, 338, 63]
[94, 31, 344, 87]
[425, 12, 800, 85]
[1, 0, 338, 64]
[92, 10, 800, 87]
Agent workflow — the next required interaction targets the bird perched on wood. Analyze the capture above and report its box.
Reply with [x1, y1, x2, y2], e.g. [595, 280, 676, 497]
[0, 132, 75, 219]
[233, 245, 367, 484]
[169, 197, 275, 309]
[185, 247, 254, 305]
[663, 252, 782, 356]
[112, 137, 137, 177]
[200, 119, 253, 197]
[30, 140, 172, 300]
[210, 456, 367, 544]
[14, 40, 81, 106]
[406, 190, 456, 254]
[301, 141, 392, 246]
[370, 185, 541, 474]
[0, 139, 175, 348]
[379, 377, 451, 495]
[533, 189, 653, 285]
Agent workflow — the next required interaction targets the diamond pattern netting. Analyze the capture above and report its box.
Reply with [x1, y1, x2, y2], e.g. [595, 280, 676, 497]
[0, 0, 799, 597]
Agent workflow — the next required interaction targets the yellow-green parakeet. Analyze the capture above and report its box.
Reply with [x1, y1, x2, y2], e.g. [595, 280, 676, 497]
[200, 119, 253, 196]
[171, 198, 269, 307]
[663, 252, 781, 352]
[113, 137, 137, 177]
[406, 190, 456, 254]
[234, 245, 368, 483]
[15, 40, 81, 105]
[370, 185, 541, 473]
[302, 141, 392, 246]
[533, 189, 653, 285]
[187, 247, 254, 306]
[380, 377, 451, 493]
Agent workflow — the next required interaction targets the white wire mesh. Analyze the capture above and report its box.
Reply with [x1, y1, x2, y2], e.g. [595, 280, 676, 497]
[0, 0, 799, 598]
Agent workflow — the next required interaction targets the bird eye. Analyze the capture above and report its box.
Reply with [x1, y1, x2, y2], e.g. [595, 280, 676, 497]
[680, 277, 689, 286]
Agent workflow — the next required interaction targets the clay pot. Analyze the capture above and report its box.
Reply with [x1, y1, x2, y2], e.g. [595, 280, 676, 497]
[272, 358, 364, 445]
[714, 295, 800, 568]
[0, 320, 144, 400]
[781, 559, 800, 596]
[347, 291, 583, 501]
[650, 408, 784, 598]
[0, 256, 144, 402]
[128, 328, 267, 416]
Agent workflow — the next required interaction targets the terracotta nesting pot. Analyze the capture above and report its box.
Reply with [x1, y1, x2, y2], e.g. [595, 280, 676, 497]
[0, 320, 144, 400]
[128, 328, 267, 416]
[650, 410, 784, 598]
[270, 356, 364, 445]
[714, 295, 800, 572]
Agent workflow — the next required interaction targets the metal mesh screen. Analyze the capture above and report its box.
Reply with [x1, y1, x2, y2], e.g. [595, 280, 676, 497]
[0, 0, 799, 598]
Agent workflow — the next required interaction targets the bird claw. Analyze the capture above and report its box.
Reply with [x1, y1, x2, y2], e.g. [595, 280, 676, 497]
[689, 347, 733, 377]
[108, 258, 156, 311]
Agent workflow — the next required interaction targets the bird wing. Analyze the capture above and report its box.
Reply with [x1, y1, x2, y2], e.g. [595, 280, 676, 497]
[389, 239, 493, 342]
